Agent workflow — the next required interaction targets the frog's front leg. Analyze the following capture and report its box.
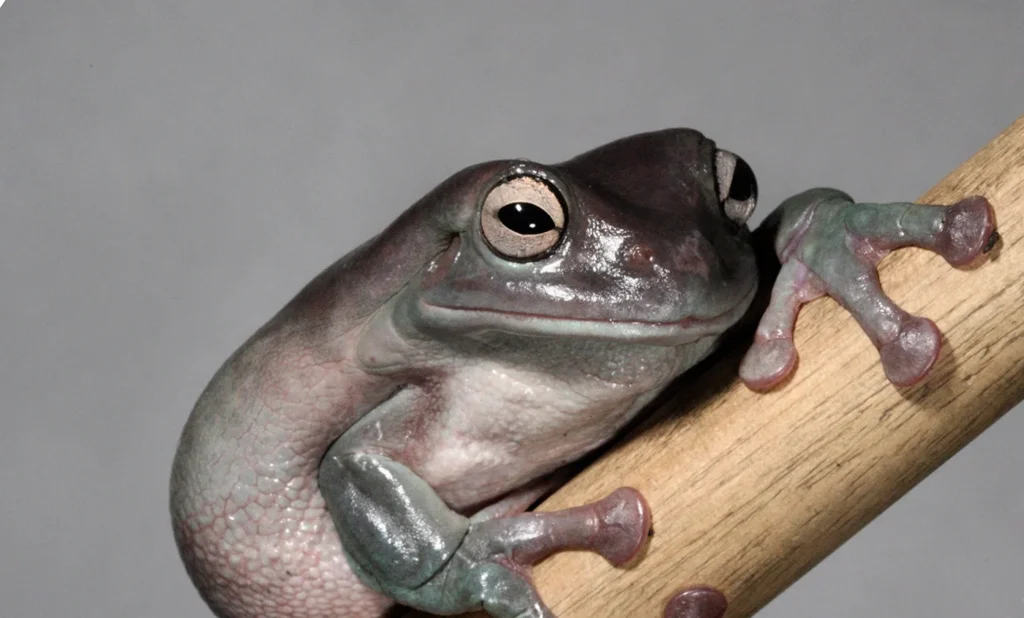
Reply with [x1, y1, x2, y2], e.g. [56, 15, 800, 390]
[741, 188, 997, 389]
[318, 448, 651, 618]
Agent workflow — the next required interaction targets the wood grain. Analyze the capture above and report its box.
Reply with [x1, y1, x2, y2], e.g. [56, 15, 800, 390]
[409, 116, 1024, 618]
[528, 118, 1024, 617]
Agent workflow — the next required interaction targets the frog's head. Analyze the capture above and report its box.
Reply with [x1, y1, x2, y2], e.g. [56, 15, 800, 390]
[406, 128, 759, 347]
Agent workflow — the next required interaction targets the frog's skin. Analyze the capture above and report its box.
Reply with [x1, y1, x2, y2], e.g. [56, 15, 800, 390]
[170, 129, 996, 618]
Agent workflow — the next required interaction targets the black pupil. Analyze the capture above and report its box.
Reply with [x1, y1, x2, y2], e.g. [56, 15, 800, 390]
[497, 203, 555, 235]
[728, 157, 757, 202]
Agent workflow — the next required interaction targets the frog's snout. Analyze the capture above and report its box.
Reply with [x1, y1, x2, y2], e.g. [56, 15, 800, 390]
[620, 235, 711, 281]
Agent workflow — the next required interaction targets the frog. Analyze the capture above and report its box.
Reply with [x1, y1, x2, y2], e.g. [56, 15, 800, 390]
[170, 128, 996, 618]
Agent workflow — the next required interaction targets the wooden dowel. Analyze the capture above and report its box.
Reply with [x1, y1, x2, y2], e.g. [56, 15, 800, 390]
[406, 116, 1023, 618]
[524, 118, 1024, 617]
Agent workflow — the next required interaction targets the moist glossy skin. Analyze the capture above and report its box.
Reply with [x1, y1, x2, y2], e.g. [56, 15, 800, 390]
[170, 128, 997, 618]
[171, 129, 759, 618]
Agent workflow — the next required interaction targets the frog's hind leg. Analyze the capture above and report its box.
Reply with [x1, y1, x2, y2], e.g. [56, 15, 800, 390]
[319, 450, 651, 618]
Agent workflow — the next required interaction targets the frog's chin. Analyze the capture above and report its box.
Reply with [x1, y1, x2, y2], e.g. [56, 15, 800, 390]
[412, 284, 756, 346]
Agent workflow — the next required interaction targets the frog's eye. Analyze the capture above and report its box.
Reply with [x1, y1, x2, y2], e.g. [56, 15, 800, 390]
[481, 175, 566, 260]
[715, 150, 758, 225]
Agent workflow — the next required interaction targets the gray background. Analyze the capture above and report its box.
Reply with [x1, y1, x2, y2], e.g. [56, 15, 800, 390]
[1, 1, 1021, 617]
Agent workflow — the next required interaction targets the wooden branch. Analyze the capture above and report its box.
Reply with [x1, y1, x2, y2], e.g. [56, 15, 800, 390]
[522, 118, 1024, 617]
[404, 116, 1023, 618]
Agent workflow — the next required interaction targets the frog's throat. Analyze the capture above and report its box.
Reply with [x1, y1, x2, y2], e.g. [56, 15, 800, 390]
[412, 282, 756, 345]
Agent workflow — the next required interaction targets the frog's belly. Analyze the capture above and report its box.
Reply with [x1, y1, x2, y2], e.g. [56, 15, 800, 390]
[410, 361, 667, 511]
[173, 352, 677, 618]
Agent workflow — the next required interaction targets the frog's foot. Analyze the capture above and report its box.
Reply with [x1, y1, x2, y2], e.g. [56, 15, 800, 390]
[740, 191, 996, 390]
[663, 587, 728, 618]
[454, 487, 651, 618]
[466, 486, 652, 568]
[319, 451, 651, 618]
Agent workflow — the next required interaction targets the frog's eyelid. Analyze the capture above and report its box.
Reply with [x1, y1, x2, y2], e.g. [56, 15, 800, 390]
[714, 150, 737, 203]
[715, 150, 758, 225]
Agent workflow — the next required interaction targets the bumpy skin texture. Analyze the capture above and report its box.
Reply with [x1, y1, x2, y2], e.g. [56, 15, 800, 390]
[170, 128, 997, 618]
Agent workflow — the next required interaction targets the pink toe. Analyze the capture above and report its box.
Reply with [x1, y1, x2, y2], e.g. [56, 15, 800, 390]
[664, 586, 728, 618]
[939, 196, 996, 266]
[739, 338, 798, 391]
[593, 487, 652, 566]
[879, 317, 941, 386]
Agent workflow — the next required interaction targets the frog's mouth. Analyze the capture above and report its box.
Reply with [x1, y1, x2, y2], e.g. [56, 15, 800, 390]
[412, 281, 756, 345]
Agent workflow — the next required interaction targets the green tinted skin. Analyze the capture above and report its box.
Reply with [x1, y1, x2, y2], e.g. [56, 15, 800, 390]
[171, 129, 996, 618]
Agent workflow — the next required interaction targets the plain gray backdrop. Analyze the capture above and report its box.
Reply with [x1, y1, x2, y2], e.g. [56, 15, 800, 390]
[1, 2, 1021, 617]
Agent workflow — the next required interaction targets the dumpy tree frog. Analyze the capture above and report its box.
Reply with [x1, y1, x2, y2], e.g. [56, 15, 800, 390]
[171, 129, 996, 618]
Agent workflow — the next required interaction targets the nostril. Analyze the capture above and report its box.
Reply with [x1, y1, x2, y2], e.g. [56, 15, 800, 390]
[625, 243, 657, 269]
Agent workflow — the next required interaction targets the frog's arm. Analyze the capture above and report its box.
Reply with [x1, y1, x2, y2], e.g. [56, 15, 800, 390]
[521, 116, 1023, 618]
[741, 188, 997, 389]
[318, 448, 651, 618]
